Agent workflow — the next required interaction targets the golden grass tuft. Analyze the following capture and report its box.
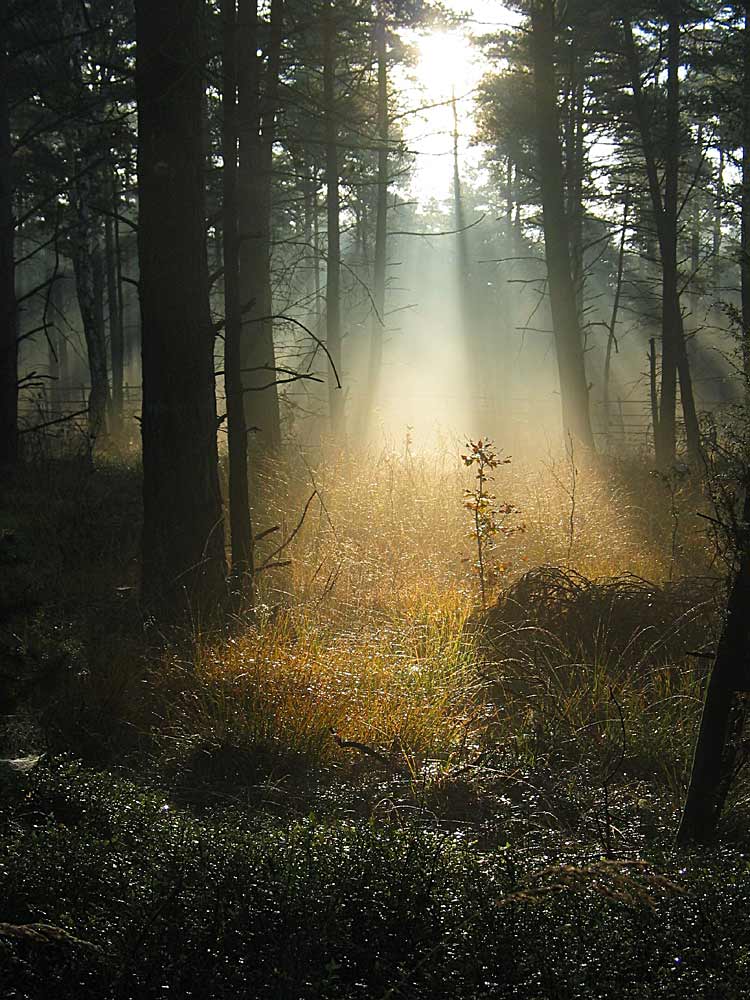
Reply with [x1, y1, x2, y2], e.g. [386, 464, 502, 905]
[158, 600, 482, 772]
[163, 441, 714, 786]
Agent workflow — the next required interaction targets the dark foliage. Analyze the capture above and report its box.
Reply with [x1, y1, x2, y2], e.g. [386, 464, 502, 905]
[2, 760, 750, 999]
[482, 565, 723, 670]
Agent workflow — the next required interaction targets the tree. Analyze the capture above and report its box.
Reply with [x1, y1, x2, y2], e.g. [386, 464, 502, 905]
[530, 0, 594, 449]
[322, 0, 345, 437]
[61, 0, 110, 443]
[222, 0, 254, 594]
[742, 1, 750, 383]
[0, 0, 16, 467]
[621, 4, 701, 468]
[676, 0, 750, 844]
[359, 0, 388, 436]
[238, 0, 283, 451]
[676, 490, 750, 845]
[136, 0, 227, 618]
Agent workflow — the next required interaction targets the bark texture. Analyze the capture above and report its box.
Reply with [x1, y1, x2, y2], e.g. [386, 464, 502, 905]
[323, 2, 344, 436]
[106, 164, 124, 437]
[136, 0, 227, 619]
[237, 0, 282, 450]
[742, 2, 750, 383]
[223, 0, 254, 590]
[530, 0, 594, 449]
[676, 493, 750, 845]
[360, 6, 388, 436]
[63, 2, 109, 442]
[0, 6, 16, 467]
[622, 7, 701, 468]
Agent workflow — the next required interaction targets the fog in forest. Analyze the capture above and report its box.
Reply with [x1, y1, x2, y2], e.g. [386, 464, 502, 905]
[7, 2, 750, 994]
[13, 6, 741, 462]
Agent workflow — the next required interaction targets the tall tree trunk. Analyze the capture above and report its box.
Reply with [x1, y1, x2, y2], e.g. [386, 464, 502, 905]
[0, 5, 16, 467]
[603, 188, 630, 444]
[70, 187, 109, 442]
[659, 6, 681, 464]
[48, 273, 68, 415]
[741, 2, 750, 385]
[222, 0, 254, 592]
[649, 337, 659, 446]
[106, 164, 124, 438]
[452, 91, 486, 430]
[679, 0, 750, 843]
[237, 0, 282, 450]
[622, 7, 701, 468]
[713, 145, 724, 298]
[676, 490, 750, 845]
[303, 163, 319, 310]
[688, 125, 703, 325]
[452, 91, 470, 331]
[360, 5, 388, 437]
[62, 2, 109, 444]
[136, 0, 227, 619]
[565, 48, 585, 326]
[323, 1, 344, 436]
[530, 0, 594, 449]
[46, 272, 59, 410]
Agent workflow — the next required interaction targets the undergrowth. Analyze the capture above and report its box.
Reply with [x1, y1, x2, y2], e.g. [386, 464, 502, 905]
[2, 440, 743, 997]
[3, 759, 750, 999]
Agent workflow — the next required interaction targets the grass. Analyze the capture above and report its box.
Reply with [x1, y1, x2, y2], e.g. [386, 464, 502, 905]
[3, 437, 747, 997]
[251, 443, 710, 612]
[1, 441, 718, 791]
[154, 601, 480, 777]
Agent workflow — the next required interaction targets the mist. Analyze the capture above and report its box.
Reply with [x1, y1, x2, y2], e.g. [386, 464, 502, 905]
[6, 3, 750, 992]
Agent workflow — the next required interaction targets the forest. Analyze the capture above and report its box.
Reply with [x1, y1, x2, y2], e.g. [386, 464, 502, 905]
[4, 0, 750, 995]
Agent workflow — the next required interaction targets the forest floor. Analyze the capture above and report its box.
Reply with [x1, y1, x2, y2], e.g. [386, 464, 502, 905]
[2, 441, 750, 998]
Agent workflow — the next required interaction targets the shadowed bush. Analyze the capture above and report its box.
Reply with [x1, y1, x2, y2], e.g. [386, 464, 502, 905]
[3, 760, 750, 1000]
[481, 565, 723, 669]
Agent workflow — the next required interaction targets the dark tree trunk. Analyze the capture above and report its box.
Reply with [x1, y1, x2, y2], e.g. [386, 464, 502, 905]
[688, 126, 703, 325]
[360, 5, 388, 437]
[713, 145, 724, 299]
[649, 337, 659, 447]
[48, 273, 68, 415]
[237, 0, 282, 450]
[678, 1, 750, 843]
[530, 0, 594, 449]
[677, 491, 750, 845]
[303, 163, 320, 312]
[62, 2, 109, 443]
[323, 2, 344, 436]
[222, 0, 254, 592]
[603, 188, 630, 444]
[564, 48, 585, 326]
[136, 0, 227, 619]
[659, 7, 681, 463]
[46, 273, 59, 405]
[622, 7, 701, 468]
[742, 2, 750, 384]
[70, 189, 109, 442]
[0, 7, 16, 468]
[106, 165, 124, 438]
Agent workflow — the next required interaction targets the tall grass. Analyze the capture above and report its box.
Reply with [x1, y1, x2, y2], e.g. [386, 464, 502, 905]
[250, 443, 710, 616]
[152, 442, 715, 808]
[5, 439, 717, 821]
[155, 600, 482, 777]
